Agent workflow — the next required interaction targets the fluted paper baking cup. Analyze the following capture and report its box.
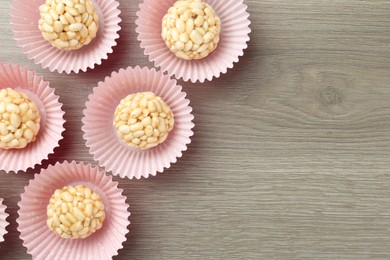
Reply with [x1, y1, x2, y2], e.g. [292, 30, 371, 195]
[82, 66, 194, 179]
[17, 161, 130, 259]
[0, 63, 65, 173]
[0, 199, 9, 243]
[135, 0, 251, 83]
[10, 0, 121, 74]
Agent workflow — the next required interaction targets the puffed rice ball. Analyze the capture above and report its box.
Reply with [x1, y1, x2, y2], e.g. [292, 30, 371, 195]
[38, 0, 99, 50]
[113, 92, 174, 150]
[0, 88, 41, 150]
[162, 0, 221, 60]
[47, 185, 105, 239]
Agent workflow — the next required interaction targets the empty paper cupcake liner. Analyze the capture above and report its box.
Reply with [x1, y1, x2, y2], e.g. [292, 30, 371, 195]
[135, 0, 251, 83]
[10, 0, 121, 74]
[0, 63, 65, 173]
[17, 161, 130, 260]
[82, 66, 195, 179]
[0, 199, 9, 243]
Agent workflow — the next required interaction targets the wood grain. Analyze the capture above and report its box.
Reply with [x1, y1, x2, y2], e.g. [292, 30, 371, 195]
[1, 0, 390, 259]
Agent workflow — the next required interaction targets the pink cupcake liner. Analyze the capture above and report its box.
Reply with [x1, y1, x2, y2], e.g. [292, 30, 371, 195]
[0, 199, 9, 244]
[0, 63, 65, 173]
[82, 66, 195, 179]
[135, 0, 251, 83]
[17, 161, 130, 260]
[10, 0, 121, 74]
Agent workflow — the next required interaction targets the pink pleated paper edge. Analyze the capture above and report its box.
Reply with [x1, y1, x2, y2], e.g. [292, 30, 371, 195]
[0, 199, 9, 243]
[17, 161, 130, 260]
[10, 0, 121, 74]
[135, 0, 251, 83]
[82, 66, 195, 179]
[0, 63, 65, 173]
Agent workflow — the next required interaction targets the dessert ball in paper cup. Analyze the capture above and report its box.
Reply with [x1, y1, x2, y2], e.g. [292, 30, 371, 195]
[82, 66, 195, 179]
[17, 161, 130, 259]
[0, 63, 65, 173]
[135, 0, 251, 83]
[10, 0, 121, 74]
[0, 199, 9, 243]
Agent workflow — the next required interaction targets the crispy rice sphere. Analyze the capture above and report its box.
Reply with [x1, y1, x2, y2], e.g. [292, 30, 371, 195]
[114, 92, 174, 150]
[0, 88, 40, 149]
[162, 0, 221, 60]
[38, 0, 99, 50]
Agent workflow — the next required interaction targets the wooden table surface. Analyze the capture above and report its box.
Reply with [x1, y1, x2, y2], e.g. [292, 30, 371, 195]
[1, 0, 390, 259]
